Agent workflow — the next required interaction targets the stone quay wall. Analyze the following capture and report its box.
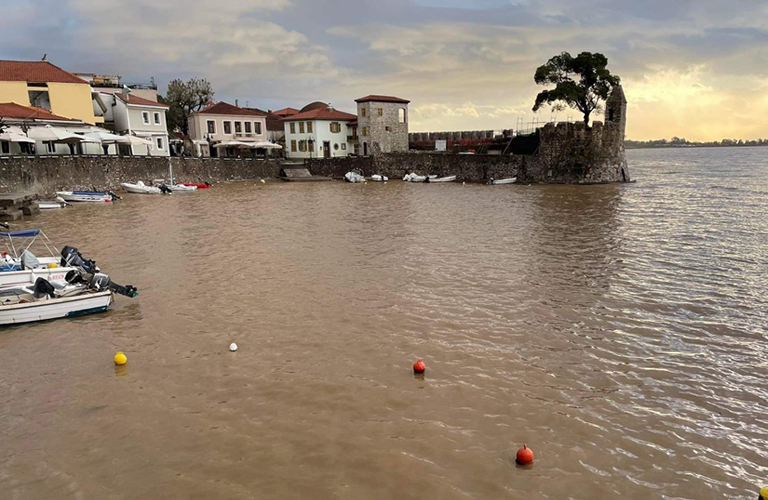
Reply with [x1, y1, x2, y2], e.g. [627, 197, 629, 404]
[0, 156, 282, 195]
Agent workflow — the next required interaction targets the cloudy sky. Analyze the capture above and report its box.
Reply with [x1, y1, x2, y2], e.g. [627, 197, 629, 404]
[2, 0, 767, 140]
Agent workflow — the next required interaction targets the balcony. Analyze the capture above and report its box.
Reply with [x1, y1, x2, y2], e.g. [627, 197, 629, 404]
[235, 132, 256, 138]
[347, 135, 359, 142]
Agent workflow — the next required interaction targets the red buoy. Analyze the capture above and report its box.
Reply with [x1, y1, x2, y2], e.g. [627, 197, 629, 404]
[413, 358, 426, 374]
[516, 444, 534, 465]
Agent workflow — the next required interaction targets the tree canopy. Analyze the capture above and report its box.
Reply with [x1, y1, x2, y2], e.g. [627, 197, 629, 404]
[163, 78, 214, 136]
[532, 52, 620, 126]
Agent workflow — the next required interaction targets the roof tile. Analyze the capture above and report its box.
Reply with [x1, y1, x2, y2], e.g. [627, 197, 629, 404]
[0, 60, 89, 85]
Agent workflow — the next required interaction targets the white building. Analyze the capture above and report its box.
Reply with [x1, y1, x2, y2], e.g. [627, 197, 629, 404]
[100, 89, 170, 156]
[187, 102, 270, 157]
[282, 102, 357, 159]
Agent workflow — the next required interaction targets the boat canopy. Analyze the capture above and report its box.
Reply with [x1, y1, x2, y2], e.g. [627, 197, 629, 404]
[0, 229, 41, 238]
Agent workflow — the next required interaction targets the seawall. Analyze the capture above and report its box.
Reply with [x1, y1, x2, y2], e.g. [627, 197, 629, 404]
[0, 156, 282, 194]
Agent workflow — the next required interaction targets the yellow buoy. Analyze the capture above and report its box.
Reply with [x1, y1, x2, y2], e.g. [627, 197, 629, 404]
[47, 262, 58, 268]
[114, 351, 127, 366]
[760, 486, 768, 500]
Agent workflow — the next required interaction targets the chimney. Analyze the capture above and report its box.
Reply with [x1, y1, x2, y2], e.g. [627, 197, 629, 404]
[235, 99, 239, 107]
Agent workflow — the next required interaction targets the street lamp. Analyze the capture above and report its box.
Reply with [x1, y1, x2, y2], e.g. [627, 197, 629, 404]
[308, 137, 314, 159]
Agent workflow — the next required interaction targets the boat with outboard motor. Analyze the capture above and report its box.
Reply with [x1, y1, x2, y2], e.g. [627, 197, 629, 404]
[370, 174, 388, 182]
[121, 181, 172, 194]
[167, 184, 197, 192]
[0, 245, 138, 325]
[344, 170, 366, 183]
[0, 229, 70, 287]
[403, 173, 438, 183]
[181, 182, 212, 189]
[56, 191, 120, 203]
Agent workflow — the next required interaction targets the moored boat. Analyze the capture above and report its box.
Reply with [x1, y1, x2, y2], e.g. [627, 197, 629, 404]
[121, 181, 170, 194]
[425, 175, 456, 183]
[168, 184, 197, 192]
[403, 173, 438, 183]
[181, 182, 212, 189]
[488, 177, 517, 185]
[344, 171, 366, 183]
[56, 191, 116, 203]
[38, 197, 69, 209]
[0, 283, 113, 325]
[370, 174, 388, 182]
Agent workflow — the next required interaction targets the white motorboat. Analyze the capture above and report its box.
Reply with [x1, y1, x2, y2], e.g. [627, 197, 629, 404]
[56, 191, 115, 203]
[369, 174, 388, 182]
[403, 173, 438, 183]
[0, 281, 113, 325]
[0, 229, 73, 287]
[426, 175, 457, 183]
[121, 181, 169, 195]
[488, 177, 517, 185]
[168, 184, 197, 192]
[344, 171, 366, 183]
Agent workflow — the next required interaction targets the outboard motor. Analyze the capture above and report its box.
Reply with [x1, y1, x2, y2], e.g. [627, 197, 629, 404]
[32, 277, 55, 299]
[158, 184, 173, 194]
[108, 191, 122, 201]
[60, 246, 138, 298]
[60, 246, 98, 274]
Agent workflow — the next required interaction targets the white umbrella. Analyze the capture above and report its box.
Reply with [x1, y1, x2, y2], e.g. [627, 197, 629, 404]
[116, 135, 153, 146]
[0, 132, 35, 144]
[26, 125, 85, 143]
[84, 131, 125, 144]
[252, 141, 282, 149]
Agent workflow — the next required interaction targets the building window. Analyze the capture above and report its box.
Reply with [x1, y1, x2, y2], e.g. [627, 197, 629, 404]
[334, 143, 339, 150]
[142, 112, 150, 125]
[330, 122, 341, 133]
[399, 109, 406, 123]
[154, 112, 161, 125]
[361, 108, 366, 117]
[224, 121, 232, 134]
[290, 122, 295, 134]
[46, 141, 56, 153]
[207, 120, 216, 134]
[298, 140, 307, 152]
[291, 140, 297, 152]
[28, 90, 51, 110]
[156, 137, 164, 150]
[341, 143, 346, 150]
[377, 107, 383, 116]
[1, 141, 8, 154]
[362, 126, 368, 136]
[255, 122, 262, 134]
[299, 122, 305, 133]
[307, 122, 313, 133]
[245, 122, 252, 134]
[235, 122, 242, 134]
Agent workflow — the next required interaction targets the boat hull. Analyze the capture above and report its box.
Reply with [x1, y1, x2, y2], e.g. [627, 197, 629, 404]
[489, 177, 517, 185]
[0, 290, 113, 325]
[427, 175, 457, 183]
[181, 183, 211, 189]
[0, 267, 71, 288]
[121, 183, 163, 194]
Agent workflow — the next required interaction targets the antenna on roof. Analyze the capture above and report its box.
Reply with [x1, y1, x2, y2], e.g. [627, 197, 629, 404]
[41, 54, 47, 61]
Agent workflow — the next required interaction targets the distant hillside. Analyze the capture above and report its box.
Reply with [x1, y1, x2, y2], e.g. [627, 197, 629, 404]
[625, 138, 768, 149]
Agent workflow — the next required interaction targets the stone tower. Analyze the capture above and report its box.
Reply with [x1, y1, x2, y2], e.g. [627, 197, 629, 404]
[355, 95, 409, 156]
[604, 84, 627, 139]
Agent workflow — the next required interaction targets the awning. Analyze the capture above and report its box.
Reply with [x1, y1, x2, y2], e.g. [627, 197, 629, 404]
[0, 132, 35, 144]
[252, 141, 282, 149]
[214, 140, 256, 148]
[26, 125, 85, 143]
[0, 229, 41, 238]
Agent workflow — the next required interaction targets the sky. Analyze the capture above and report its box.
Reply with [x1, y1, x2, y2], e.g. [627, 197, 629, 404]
[2, 0, 767, 141]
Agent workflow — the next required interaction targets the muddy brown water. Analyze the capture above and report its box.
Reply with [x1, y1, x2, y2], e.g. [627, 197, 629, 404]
[1, 148, 767, 499]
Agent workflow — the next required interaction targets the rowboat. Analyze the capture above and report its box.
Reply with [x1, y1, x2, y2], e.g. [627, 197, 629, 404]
[488, 177, 517, 185]
[426, 175, 456, 183]
[0, 283, 113, 325]
[181, 182, 212, 189]
[121, 181, 170, 194]
[403, 173, 437, 183]
[56, 191, 115, 203]
[38, 197, 69, 209]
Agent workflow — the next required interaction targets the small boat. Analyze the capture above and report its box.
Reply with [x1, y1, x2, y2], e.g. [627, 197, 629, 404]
[121, 181, 171, 195]
[0, 281, 114, 325]
[56, 191, 117, 203]
[168, 184, 198, 192]
[403, 173, 438, 183]
[425, 175, 456, 183]
[488, 177, 517, 185]
[0, 229, 73, 287]
[344, 170, 366, 183]
[181, 182, 212, 189]
[38, 197, 69, 209]
[369, 174, 388, 182]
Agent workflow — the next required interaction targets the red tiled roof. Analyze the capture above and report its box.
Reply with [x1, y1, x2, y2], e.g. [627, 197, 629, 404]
[272, 107, 299, 116]
[0, 60, 89, 85]
[0, 102, 78, 121]
[196, 101, 266, 116]
[281, 107, 357, 122]
[355, 94, 410, 104]
[120, 93, 169, 109]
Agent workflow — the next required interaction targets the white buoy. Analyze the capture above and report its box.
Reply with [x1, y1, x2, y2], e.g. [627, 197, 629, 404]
[229, 342, 238, 352]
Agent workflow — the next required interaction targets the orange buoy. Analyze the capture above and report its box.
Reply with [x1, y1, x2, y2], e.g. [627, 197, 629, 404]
[516, 444, 534, 465]
[413, 358, 426, 374]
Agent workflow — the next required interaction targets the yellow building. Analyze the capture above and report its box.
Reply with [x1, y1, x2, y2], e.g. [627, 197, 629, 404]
[0, 60, 103, 125]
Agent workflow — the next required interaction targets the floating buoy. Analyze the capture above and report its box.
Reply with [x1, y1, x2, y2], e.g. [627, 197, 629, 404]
[760, 486, 768, 500]
[260, 179, 266, 184]
[516, 444, 534, 465]
[413, 358, 426, 374]
[229, 342, 238, 352]
[114, 351, 127, 366]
